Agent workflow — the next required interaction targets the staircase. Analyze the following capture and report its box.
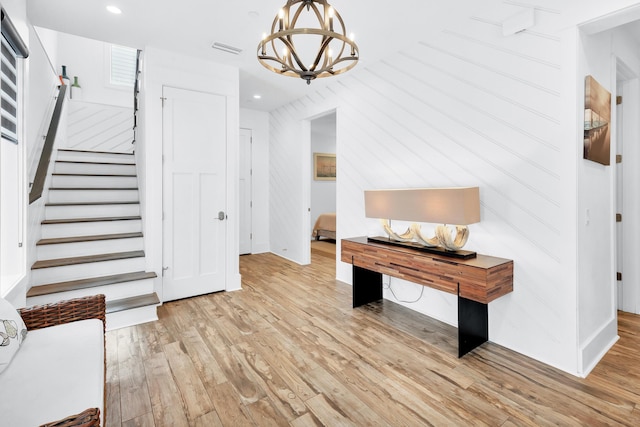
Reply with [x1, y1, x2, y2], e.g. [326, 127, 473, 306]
[28, 148, 159, 330]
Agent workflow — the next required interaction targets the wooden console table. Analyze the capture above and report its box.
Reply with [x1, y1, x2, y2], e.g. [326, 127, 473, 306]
[341, 236, 513, 357]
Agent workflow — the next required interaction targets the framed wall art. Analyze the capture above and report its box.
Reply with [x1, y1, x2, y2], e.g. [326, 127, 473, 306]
[584, 75, 611, 166]
[313, 153, 336, 181]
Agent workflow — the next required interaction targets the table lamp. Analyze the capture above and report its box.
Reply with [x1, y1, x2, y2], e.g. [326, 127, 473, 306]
[364, 187, 480, 259]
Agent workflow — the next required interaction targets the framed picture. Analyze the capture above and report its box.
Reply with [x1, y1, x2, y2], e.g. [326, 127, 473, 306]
[313, 152, 336, 181]
[584, 75, 611, 166]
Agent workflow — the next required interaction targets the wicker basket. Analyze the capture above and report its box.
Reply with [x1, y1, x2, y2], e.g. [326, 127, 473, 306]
[18, 295, 106, 427]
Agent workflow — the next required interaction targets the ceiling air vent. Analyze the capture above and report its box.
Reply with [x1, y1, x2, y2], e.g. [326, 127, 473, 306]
[212, 42, 242, 55]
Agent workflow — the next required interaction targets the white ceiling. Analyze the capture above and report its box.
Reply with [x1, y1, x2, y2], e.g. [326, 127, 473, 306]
[27, 0, 494, 111]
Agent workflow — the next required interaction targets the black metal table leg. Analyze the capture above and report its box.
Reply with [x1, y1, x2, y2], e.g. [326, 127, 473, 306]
[458, 296, 488, 357]
[352, 265, 383, 308]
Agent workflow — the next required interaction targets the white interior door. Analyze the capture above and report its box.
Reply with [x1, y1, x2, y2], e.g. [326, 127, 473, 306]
[162, 86, 227, 301]
[239, 128, 252, 255]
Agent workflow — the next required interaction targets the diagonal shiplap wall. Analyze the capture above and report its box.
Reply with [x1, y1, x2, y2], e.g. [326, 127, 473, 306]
[269, 1, 639, 374]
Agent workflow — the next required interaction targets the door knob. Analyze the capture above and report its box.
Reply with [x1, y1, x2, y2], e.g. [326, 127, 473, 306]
[218, 211, 226, 220]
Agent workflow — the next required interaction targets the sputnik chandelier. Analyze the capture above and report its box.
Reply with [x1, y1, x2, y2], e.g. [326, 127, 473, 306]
[257, 0, 359, 84]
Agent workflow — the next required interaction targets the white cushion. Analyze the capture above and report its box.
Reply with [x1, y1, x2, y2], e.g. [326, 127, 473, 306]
[0, 319, 104, 427]
[0, 297, 27, 374]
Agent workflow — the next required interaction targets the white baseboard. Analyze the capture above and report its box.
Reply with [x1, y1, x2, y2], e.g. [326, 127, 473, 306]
[579, 315, 618, 377]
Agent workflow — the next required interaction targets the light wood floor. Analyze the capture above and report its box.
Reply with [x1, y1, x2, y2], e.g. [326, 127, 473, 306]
[106, 247, 640, 426]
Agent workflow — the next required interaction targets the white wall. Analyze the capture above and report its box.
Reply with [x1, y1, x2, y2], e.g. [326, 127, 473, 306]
[310, 114, 336, 235]
[268, 0, 640, 376]
[35, 27, 132, 107]
[140, 47, 240, 300]
[240, 108, 270, 254]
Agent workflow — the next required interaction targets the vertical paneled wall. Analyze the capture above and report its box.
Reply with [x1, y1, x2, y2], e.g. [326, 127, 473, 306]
[269, 1, 635, 374]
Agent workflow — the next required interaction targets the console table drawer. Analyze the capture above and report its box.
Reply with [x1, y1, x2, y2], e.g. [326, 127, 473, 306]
[341, 237, 513, 303]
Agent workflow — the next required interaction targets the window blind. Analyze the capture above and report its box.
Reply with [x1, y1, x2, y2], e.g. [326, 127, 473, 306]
[0, 9, 27, 144]
[1, 34, 18, 142]
[110, 44, 137, 87]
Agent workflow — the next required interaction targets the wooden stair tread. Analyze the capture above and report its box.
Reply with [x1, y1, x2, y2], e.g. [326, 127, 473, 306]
[55, 160, 135, 166]
[52, 173, 137, 177]
[31, 250, 145, 269]
[107, 293, 161, 314]
[37, 232, 143, 246]
[46, 201, 139, 206]
[27, 271, 157, 297]
[58, 148, 133, 155]
[49, 187, 138, 190]
[42, 216, 141, 224]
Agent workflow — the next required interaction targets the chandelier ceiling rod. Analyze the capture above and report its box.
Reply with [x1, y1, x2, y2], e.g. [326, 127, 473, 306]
[257, 0, 359, 85]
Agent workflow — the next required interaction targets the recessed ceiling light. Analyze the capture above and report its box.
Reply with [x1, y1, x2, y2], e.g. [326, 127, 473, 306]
[253, 94, 262, 99]
[106, 5, 122, 14]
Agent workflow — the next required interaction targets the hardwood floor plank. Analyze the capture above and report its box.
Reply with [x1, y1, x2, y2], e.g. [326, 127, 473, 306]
[192, 411, 224, 427]
[304, 394, 356, 427]
[205, 339, 267, 405]
[142, 353, 189, 426]
[121, 412, 155, 427]
[250, 331, 319, 401]
[209, 382, 255, 426]
[136, 319, 175, 359]
[162, 341, 214, 420]
[288, 412, 323, 427]
[232, 341, 308, 420]
[245, 397, 290, 427]
[106, 331, 122, 427]
[180, 326, 228, 388]
[304, 366, 392, 426]
[104, 252, 640, 426]
[117, 328, 152, 422]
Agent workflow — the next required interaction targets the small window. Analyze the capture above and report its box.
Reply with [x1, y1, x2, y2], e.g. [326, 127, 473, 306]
[109, 44, 137, 87]
[1, 30, 19, 143]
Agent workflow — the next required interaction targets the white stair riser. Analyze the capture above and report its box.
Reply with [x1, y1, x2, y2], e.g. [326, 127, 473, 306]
[48, 189, 139, 203]
[54, 162, 136, 175]
[106, 304, 159, 331]
[27, 277, 155, 307]
[37, 237, 144, 259]
[51, 175, 138, 188]
[56, 151, 135, 164]
[41, 220, 142, 238]
[31, 257, 146, 285]
[45, 204, 140, 220]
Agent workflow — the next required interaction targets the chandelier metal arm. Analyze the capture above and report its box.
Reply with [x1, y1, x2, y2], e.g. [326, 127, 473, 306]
[311, 35, 333, 71]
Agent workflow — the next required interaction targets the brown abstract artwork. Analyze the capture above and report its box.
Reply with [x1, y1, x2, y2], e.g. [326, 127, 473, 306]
[584, 75, 611, 166]
[313, 153, 336, 181]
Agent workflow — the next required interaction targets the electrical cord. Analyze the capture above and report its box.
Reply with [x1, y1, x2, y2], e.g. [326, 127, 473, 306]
[383, 277, 425, 303]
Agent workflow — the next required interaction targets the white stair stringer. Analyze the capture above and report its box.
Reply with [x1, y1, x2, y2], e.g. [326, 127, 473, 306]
[30, 148, 159, 330]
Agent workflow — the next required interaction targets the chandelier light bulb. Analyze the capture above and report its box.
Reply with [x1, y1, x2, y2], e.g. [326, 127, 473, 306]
[257, 0, 360, 85]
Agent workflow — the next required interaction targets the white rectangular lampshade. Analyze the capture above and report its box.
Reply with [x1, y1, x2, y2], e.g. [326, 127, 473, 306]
[364, 187, 480, 225]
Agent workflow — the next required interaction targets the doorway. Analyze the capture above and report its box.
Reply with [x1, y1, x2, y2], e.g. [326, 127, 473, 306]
[162, 86, 227, 301]
[309, 112, 337, 261]
[616, 60, 640, 314]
